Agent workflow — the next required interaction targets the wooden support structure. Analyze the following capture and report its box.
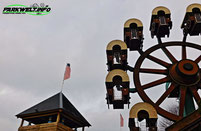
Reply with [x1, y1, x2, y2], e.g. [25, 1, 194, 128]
[16, 92, 91, 131]
[56, 112, 60, 123]
[20, 119, 24, 127]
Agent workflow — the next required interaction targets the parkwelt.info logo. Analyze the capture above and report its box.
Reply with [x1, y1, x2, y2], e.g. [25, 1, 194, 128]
[3, 3, 51, 16]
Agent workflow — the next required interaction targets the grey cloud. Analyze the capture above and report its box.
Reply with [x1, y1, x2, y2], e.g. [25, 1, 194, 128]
[0, 0, 201, 131]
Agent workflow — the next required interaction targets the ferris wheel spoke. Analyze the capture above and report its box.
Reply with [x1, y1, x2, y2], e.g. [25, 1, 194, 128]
[161, 47, 178, 63]
[182, 45, 187, 60]
[189, 86, 201, 104]
[141, 77, 170, 90]
[195, 55, 201, 63]
[156, 83, 177, 106]
[139, 68, 168, 75]
[147, 55, 171, 68]
[179, 87, 187, 117]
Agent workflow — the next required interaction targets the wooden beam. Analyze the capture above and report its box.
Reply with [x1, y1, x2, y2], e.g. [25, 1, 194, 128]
[56, 112, 60, 123]
[22, 112, 57, 119]
[61, 112, 84, 127]
[18, 109, 59, 118]
[20, 119, 24, 127]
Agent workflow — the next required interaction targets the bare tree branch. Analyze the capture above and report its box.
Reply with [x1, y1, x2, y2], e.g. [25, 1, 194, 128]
[158, 101, 179, 129]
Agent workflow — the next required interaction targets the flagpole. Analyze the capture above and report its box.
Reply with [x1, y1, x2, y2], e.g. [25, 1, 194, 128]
[60, 64, 66, 93]
[60, 79, 64, 92]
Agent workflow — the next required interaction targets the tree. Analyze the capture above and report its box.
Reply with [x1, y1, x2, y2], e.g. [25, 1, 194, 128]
[158, 102, 179, 130]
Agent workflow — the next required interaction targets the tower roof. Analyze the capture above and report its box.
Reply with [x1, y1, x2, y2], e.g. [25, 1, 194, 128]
[16, 92, 91, 128]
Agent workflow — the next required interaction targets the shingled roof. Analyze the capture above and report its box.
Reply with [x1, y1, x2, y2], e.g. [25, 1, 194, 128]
[16, 92, 91, 128]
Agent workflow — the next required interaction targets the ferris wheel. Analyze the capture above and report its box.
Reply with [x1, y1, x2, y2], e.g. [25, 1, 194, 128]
[105, 3, 201, 123]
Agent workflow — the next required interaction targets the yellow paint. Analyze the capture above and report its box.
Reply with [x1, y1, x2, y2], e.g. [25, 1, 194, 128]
[152, 6, 170, 15]
[129, 102, 157, 118]
[106, 40, 127, 50]
[106, 69, 129, 82]
[124, 18, 143, 28]
[186, 3, 201, 13]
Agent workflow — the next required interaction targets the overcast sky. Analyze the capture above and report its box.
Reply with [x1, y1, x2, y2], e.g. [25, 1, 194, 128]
[0, 0, 201, 131]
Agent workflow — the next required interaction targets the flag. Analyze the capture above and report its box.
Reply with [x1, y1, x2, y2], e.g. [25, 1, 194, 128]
[64, 63, 71, 80]
[120, 114, 124, 127]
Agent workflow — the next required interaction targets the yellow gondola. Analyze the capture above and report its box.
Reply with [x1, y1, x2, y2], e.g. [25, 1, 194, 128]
[105, 69, 130, 109]
[181, 3, 201, 36]
[129, 102, 158, 130]
[150, 6, 172, 38]
[106, 40, 128, 71]
[124, 18, 143, 51]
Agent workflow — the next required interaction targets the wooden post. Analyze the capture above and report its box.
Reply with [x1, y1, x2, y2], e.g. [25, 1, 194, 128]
[20, 119, 24, 127]
[82, 127, 85, 131]
[56, 113, 60, 123]
[130, 127, 139, 131]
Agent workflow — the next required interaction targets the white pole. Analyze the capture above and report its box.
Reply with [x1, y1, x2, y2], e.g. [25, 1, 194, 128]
[60, 64, 66, 92]
[60, 79, 64, 92]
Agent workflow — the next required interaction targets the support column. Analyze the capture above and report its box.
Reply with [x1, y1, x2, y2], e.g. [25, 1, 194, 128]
[56, 113, 60, 123]
[130, 127, 140, 131]
[20, 119, 24, 127]
[184, 89, 195, 116]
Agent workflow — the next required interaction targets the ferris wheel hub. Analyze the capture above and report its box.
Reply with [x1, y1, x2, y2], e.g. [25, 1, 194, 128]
[176, 60, 199, 77]
[183, 63, 193, 71]
[169, 59, 200, 86]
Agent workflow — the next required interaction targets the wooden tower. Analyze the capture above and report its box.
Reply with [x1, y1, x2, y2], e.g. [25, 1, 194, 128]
[16, 92, 91, 131]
